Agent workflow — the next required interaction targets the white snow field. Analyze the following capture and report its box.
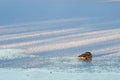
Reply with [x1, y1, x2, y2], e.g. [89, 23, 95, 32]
[0, 17, 120, 80]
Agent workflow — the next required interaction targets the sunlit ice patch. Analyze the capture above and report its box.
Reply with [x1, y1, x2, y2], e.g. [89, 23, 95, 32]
[0, 49, 27, 60]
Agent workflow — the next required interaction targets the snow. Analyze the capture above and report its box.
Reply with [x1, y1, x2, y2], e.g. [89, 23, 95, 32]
[0, 68, 120, 80]
[0, 17, 120, 80]
[0, 49, 26, 60]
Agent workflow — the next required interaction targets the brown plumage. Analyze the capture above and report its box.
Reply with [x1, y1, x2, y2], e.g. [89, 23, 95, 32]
[78, 52, 92, 61]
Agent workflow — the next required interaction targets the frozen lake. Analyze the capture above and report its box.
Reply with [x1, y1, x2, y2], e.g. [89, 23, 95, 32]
[0, 68, 120, 80]
[0, 0, 120, 80]
[0, 55, 120, 80]
[0, 18, 120, 79]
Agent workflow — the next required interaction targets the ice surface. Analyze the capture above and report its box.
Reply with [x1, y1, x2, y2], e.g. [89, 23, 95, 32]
[0, 49, 26, 59]
[0, 68, 120, 80]
[0, 19, 120, 80]
[0, 13, 120, 80]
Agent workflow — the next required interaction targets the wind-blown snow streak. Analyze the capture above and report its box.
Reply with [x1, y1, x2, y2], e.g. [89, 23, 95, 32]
[0, 18, 120, 59]
[0, 17, 91, 29]
[0, 28, 81, 41]
[0, 28, 119, 53]
[103, 0, 120, 2]
[26, 33, 119, 53]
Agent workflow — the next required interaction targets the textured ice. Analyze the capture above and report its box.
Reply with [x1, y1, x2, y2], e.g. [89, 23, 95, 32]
[0, 49, 26, 60]
[0, 56, 120, 73]
[0, 68, 120, 80]
[0, 17, 120, 80]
